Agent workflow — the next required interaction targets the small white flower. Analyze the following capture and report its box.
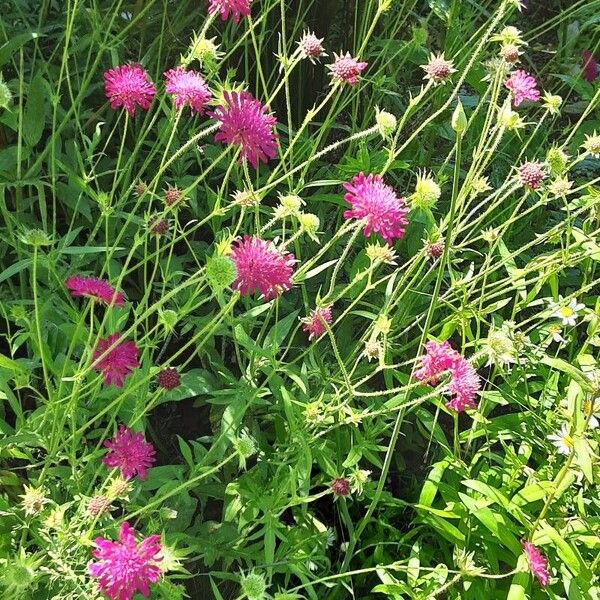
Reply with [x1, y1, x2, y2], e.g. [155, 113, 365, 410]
[548, 423, 574, 455]
[547, 323, 567, 344]
[550, 297, 585, 327]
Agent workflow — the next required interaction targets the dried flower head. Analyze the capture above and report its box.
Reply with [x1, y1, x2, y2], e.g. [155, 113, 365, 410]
[87, 495, 112, 517]
[209, 91, 278, 169]
[89, 522, 162, 600]
[421, 53, 456, 84]
[366, 241, 398, 265]
[298, 31, 327, 63]
[501, 43, 521, 64]
[20, 485, 48, 516]
[470, 176, 492, 196]
[276, 193, 304, 217]
[107, 477, 131, 499]
[230, 236, 295, 300]
[363, 339, 382, 362]
[343, 172, 409, 244]
[582, 132, 600, 158]
[104, 64, 156, 116]
[331, 478, 351, 497]
[548, 177, 573, 197]
[327, 52, 368, 85]
[187, 34, 223, 67]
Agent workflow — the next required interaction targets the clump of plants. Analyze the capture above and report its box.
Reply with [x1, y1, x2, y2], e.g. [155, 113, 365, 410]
[0, 0, 599, 598]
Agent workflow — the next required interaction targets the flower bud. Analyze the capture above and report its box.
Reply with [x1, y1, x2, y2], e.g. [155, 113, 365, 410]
[451, 99, 467, 134]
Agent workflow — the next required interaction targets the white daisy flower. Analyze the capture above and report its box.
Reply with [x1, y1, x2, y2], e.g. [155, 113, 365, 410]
[550, 297, 585, 327]
[548, 423, 574, 455]
[547, 323, 567, 344]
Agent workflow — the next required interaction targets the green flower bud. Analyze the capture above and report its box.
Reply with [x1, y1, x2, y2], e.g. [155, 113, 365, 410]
[206, 255, 237, 292]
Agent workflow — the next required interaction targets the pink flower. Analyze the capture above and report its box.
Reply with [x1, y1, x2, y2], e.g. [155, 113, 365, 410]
[209, 91, 278, 169]
[522, 541, 550, 587]
[415, 341, 459, 385]
[415, 341, 480, 413]
[104, 64, 156, 117]
[89, 522, 162, 600]
[103, 425, 156, 480]
[582, 50, 598, 83]
[421, 53, 456, 84]
[302, 306, 333, 340]
[164, 67, 212, 115]
[343, 172, 409, 244]
[66, 275, 124, 307]
[298, 31, 327, 63]
[327, 52, 368, 85]
[92, 334, 139, 387]
[518, 161, 546, 190]
[208, 0, 252, 22]
[445, 357, 480, 413]
[505, 70, 540, 107]
[230, 236, 295, 300]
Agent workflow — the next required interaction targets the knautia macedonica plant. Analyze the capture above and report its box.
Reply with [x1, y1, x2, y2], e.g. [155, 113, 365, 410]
[0, 0, 599, 599]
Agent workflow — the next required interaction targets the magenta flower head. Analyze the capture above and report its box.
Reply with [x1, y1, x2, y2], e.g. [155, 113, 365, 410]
[522, 541, 550, 587]
[415, 341, 480, 413]
[343, 172, 409, 244]
[505, 69, 540, 107]
[164, 67, 212, 115]
[103, 425, 156, 480]
[327, 52, 368, 85]
[209, 91, 278, 169]
[302, 306, 333, 340]
[582, 50, 599, 83]
[66, 275, 124, 307]
[415, 340, 459, 385]
[89, 522, 162, 600]
[104, 64, 156, 117]
[298, 31, 327, 63]
[92, 334, 140, 387]
[230, 236, 295, 300]
[156, 367, 181, 390]
[445, 356, 480, 412]
[518, 161, 546, 190]
[208, 0, 252, 22]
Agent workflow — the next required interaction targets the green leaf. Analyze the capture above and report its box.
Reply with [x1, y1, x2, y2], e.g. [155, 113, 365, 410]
[507, 556, 529, 600]
[541, 356, 592, 391]
[23, 73, 46, 146]
[0, 32, 42, 68]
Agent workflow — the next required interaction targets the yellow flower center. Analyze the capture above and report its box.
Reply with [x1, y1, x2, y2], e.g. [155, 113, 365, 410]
[559, 307, 574, 318]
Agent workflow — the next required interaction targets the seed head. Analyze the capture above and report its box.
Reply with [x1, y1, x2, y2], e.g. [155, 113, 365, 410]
[546, 146, 569, 176]
[543, 92, 562, 115]
[425, 239, 445, 259]
[501, 43, 521, 64]
[157, 367, 181, 390]
[582, 132, 600, 158]
[298, 212, 321, 241]
[240, 571, 267, 600]
[298, 31, 327, 63]
[331, 478, 351, 497]
[206, 254, 237, 291]
[20, 486, 48, 517]
[148, 215, 169, 236]
[375, 107, 397, 138]
[164, 185, 185, 207]
[87, 495, 112, 517]
[411, 171, 441, 209]
[421, 53, 456, 84]
[518, 161, 546, 190]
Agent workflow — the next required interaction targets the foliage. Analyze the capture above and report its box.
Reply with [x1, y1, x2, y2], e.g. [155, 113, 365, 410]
[0, 0, 599, 598]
